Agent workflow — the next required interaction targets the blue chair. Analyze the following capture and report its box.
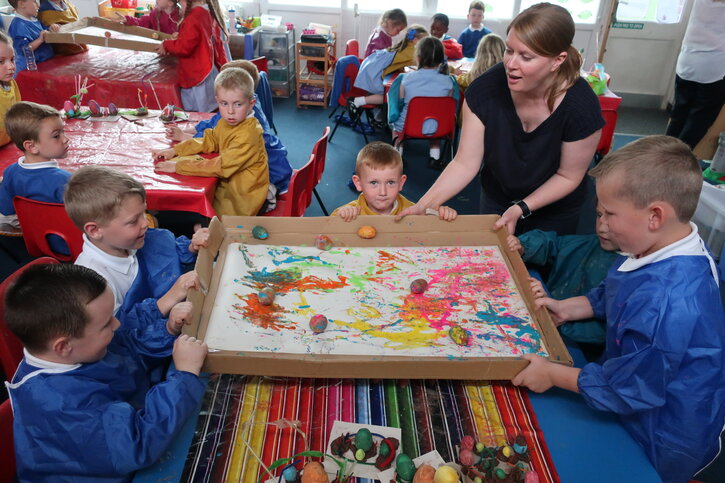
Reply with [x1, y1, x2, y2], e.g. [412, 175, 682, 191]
[256, 71, 277, 134]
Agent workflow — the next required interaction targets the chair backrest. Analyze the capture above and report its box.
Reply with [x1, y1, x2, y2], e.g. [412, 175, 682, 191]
[338, 60, 362, 105]
[597, 108, 618, 156]
[13, 197, 83, 262]
[401, 97, 457, 140]
[0, 398, 16, 483]
[256, 71, 275, 127]
[0, 257, 59, 378]
[288, 154, 316, 217]
[250, 56, 269, 73]
[311, 126, 331, 185]
[345, 39, 359, 58]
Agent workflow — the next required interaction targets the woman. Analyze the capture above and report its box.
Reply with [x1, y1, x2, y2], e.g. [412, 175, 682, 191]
[401, 3, 603, 235]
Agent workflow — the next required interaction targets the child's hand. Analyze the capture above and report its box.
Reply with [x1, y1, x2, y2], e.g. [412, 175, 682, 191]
[437, 206, 457, 221]
[337, 205, 361, 222]
[506, 234, 524, 255]
[511, 354, 555, 393]
[528, 277, 546, 299]
[155, 161, 177, 173]
[534, 296, 567, 326]
[49, 24, 61, 32]
[190, 227, 210, 253]
[157, 271, 200, 316]
[152, 148, 176, 161]
[165, 125, 193, 142]
[172, 334, 207, 376]
[167, 301, 193, 335]
[113, 11, 125, 22]
[155, 43, 167, 55]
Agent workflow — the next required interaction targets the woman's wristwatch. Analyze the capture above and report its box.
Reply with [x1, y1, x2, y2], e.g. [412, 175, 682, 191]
[512, 200, 532, 219]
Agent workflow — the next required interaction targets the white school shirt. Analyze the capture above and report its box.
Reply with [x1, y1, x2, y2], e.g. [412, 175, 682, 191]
[75, 234, 139, 313]
[675, 0, 725, 84]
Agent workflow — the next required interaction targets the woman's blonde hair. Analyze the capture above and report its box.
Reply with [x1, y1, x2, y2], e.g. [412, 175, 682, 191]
[507, 2, 581, 112]
[467, 33, 504, 83]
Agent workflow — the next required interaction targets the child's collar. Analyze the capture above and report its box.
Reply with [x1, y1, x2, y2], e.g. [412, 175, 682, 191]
[468, 24, 484, 31]
[23, 348, 81, 371]
[14, 13, 39, 22]
[17, 156, 60, 169]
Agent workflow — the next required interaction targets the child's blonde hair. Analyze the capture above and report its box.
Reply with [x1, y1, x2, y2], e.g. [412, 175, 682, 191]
[355, 142, 403, 175]
[214, 67, 255, 99]
[469, 1, 485, 13]
[0, 31, 12, 47]
[380, 8, 407, 29]
[466, 33, 504, 82]
[5, 102, 61, 151]
[589, 135, 701, 222]
[64, 166, 147, 230]
[221, 59, 259, 90]
[389, 25, 428, 53]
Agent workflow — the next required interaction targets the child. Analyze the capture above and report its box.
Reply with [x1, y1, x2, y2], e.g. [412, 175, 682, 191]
[37, 0, 87, 55]
[512, 136, 725, 483]
[165, 59, 292, 197]
[365, 8, 407, 57]
[118, 0, 181, 35]
[430, 13, 462, 60]
[332, 141, 457, 221]
[153, 67, 269, 216]
[390, 37, 454, 164]
[65, 166, 208, 324]
[4, 263, 208, 481]
[458, 1, 491, 59]
[350, 25, 428, 110]
[506, 202, 620, 348]
[0, 102, 70, 249]
[8, 0, 60, 73]
[456, 33, 504, 89]
[156, 0, 228, 112]
[0, 32, 20, 147]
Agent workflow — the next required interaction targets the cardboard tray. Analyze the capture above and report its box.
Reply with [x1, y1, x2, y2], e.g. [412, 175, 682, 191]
[45, 16, 172, 53]
[188, 215, 572, 379]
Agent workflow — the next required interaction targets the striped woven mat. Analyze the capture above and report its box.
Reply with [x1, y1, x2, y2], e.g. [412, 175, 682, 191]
[181, 375, 559, 482]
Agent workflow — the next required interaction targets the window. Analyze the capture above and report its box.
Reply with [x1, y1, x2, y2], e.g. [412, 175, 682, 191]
[358, 0, 425, 15]
[267, 0, 341, 7]
[520, 0, 602, 24]
[436, 0, 515, 20]
[616, 0, 686, 23]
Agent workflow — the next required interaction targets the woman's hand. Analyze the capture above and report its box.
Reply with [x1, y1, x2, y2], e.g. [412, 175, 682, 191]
[395, 203, 426, 221]
[493, 204, 523, 235]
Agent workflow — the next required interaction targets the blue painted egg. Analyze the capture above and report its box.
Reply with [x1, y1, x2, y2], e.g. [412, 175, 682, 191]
[257, 287, 275, 306]
[252, 225, 269, 240]
[282, 464, 298, 482]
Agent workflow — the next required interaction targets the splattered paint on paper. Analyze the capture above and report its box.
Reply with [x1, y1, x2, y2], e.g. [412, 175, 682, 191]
[204, 243, 548, 357]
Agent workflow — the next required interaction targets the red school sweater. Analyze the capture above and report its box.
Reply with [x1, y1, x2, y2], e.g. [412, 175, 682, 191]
[161, 6, 228, 89]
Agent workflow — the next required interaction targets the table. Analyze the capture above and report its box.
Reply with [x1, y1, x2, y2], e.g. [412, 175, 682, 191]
[0, 113, 218, 218]
[16, 45, 182, 111]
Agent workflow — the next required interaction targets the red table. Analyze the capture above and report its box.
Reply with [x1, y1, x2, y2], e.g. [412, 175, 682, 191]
[0, 113, 218, 218]
[16, 45, 182, 110]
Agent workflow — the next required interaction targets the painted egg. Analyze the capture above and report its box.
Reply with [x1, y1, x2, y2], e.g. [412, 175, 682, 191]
[513, 435, 527, 454]
[309, 314, 328, 334]
[152, 32, 159, 40]
[475, 442, 484, 453]
[379, 439, 391, 457]
[396, 453, 416, 482]
[412, 464, 435, 483]
[355, 428, 373, 451]
[357, 225, 377, 239]
[433, 465, 459, 483]
[355, 448, 366, 461]
[502, 445, 513, 458]
[524, 470, 540, 483]
[314, 234, 333, 250]
[458, 448, 480, 466]
[300, 461, 329, 483]
[450, 326, 469, 346]
[104, 30, 112, 38]
[459, 435, 475, 451]
[160, 104, 175, 122]
[282, 464, 298, 482]
[257, 287, 275, 306]
[88, 99, 102, 117]
[63, 100, 75, 116]
[410, 278, 428, 294]
[108, 103, 118, 116]
[136, 106, 148, 116]
[474, 478, 483, 483]
[252, 225, 269, 240]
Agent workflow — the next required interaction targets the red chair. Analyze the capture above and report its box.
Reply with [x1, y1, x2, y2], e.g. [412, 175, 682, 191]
[397, 96, 458, 163]
[250, 56, 269, 73]
[0, 258, 59, 378]
[345, 39, 360, 60]
[311, 127, 331, 215]
[595, 92, 622, 162]
[0, 399, 16, 483]
[262, 154, 316, 217]
[328, 56, 378, 144]
[13, 196, 83, 262]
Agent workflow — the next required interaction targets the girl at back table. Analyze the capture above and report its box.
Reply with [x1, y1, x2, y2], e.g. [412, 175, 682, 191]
[365, 8, 407, 57]
[156, 0, 228, 112]
[118, 0, 181, 35]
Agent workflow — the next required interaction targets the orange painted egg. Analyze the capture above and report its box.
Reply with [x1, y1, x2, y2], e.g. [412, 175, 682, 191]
[412, 464, 436, 483]
[300, 461, 329, 483]
[357, 225, 377, 239]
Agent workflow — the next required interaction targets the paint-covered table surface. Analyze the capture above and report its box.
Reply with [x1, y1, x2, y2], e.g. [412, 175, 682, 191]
[133, 344, 660, 483]
[0, 113, 218, 218]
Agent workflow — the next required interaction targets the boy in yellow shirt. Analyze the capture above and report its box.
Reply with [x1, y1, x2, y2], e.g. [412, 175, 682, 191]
[332, 141, 457, 221]
[153, 68, 269, 216]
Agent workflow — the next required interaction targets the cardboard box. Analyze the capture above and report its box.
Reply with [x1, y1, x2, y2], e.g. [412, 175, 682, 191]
[45, 17, 171, 53]
[188, 215, 572, 378]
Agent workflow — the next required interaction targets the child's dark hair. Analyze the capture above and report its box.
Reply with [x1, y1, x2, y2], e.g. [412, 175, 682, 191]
[389, 25, 428, 53]
[5, 264, 107, 354]
[469, 1, 485, 12]
[415, 37, 447, 74]
[380, 8, 407, 29]
[431, 13, 449, 28]
[5, 102, 62, 151]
